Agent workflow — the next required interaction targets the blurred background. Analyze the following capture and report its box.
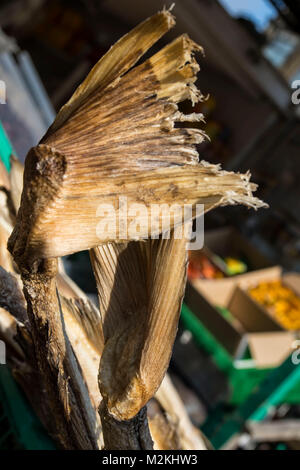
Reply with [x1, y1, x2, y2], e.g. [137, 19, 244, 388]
[0, 0, 300, 451]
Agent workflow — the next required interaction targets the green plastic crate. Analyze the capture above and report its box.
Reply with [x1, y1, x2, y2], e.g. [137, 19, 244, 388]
[181, 303, 270, 405]
[180, 304, 300, 448]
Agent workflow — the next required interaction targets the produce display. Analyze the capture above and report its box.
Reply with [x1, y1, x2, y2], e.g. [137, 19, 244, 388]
[224, 257, 247, 276]
[248, 280, 300, 330]
[187, 252, 224, 279]
[188, 251, 248, 280]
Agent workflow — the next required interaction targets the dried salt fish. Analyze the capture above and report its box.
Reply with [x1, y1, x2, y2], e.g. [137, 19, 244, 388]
[61, 296, 103, 410]
[8, 12, 265, 267]
[7, 9, 266, 450]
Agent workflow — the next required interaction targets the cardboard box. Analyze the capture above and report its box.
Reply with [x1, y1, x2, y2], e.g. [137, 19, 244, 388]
[185, 267, 296, 368]
[228, 268, 300, 367]
[204, 227, 273, 276]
